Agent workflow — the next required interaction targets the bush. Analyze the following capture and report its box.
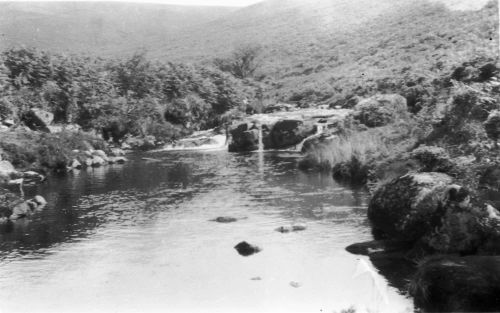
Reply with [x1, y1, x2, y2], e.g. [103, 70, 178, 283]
[354, 94, 408, 127]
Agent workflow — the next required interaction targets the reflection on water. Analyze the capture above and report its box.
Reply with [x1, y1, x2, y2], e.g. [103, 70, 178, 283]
[0, 151, 413, 313]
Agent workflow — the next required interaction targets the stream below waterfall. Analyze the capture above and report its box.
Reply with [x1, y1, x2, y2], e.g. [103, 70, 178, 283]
[0, 150, 413, 313]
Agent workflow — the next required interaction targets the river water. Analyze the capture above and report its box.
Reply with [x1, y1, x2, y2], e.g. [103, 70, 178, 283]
[0, 151, 413, 313]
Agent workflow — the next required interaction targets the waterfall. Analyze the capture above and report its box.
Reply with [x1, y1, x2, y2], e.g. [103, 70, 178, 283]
[316, 123, 325, 135]
[294, 122, 326, 152]
[257, 123, 264, 152]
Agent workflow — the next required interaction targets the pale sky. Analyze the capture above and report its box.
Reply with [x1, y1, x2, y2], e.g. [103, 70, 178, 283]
[0, 0, 265, 6]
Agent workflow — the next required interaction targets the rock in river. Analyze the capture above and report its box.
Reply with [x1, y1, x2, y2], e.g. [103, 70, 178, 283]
[234, 241, 261, 256]
[211, 216, 238, 223]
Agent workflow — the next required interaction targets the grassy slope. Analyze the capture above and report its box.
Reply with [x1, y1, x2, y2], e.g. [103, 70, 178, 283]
[143, 0, 498, 106]
[0, 2, 237, 57]
[263, 0, 499, 105]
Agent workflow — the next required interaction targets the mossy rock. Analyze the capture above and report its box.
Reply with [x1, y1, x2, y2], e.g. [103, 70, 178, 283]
[368, 172, 453, 241]
[410, 255, 500, 312]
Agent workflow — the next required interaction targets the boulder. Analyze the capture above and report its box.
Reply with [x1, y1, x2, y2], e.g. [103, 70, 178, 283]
[22, 108, 54, 132]
[47, 125, 63, 133]
[123, 136, 156, 150]
[69, 159, 82, 169]
[109, 156, 127, 164]
[33, 195, 47, 209]
[2, 119, 14, 127]
[234, 241, 261, 256]
[484, 110, 500, 142]
[410, 145, 455, 173]
[269, 119, 315, 149]
[0, 160, 16, 176]
[262, 103, 295, 113]
[0, 188, 21, 215]
[10, 195, 47, 220]
[110, 148, 125, 157]
[91, 156, 106, 167]
[354, 94, 407, 127]
[228, 123, 260, 152]
[368, 172, 453, 241]
[93, 150, 109, 162]
[410, 256, 500, 312]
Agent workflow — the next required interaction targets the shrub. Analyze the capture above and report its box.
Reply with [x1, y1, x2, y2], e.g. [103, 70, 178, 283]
[354, 94, 408, 127]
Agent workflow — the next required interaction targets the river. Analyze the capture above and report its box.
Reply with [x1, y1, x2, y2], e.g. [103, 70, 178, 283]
[0, 150, 413, 313]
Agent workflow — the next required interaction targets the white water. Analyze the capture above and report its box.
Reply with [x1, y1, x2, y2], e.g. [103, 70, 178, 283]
[293, 122, 327, 153]
[257, 124, 264, 152]
[160, 134, 228, 152]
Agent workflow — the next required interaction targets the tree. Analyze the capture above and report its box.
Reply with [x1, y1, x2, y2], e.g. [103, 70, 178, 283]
[213, 44, 261, 79]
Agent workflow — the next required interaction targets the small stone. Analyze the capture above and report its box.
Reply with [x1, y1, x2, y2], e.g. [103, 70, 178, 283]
[289, 281, 302, 288]
[234, 241, 261, 256]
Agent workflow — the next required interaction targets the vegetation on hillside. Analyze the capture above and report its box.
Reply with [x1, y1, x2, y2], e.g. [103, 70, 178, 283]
[0, 48, 257, 144]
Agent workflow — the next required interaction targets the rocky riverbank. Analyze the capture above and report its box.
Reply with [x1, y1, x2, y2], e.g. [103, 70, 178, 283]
[325, 63, 500, 311]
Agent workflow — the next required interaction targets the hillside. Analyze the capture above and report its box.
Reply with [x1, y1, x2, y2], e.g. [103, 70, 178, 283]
[136, 0, 497, 107]
[0, 2, 237, 55]
[256, 0, 499, 107]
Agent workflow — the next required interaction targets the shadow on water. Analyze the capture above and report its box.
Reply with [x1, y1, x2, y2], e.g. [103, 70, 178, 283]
[0, 152, 219, 260]
[0, 150, 414, 312]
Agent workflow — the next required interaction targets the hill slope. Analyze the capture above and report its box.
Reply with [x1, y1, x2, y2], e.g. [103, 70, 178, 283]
[0, 2, 237, 55]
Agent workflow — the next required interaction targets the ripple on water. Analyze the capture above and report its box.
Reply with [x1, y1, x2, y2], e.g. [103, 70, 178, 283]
[0, 151, 413, 313]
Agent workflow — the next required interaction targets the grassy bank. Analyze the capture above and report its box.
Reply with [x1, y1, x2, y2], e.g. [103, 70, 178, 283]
[300, 59, 500, 198]
[0, 129, 108, 173]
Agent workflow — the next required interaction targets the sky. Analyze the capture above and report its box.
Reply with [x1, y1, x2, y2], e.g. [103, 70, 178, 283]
[0, 0, 492, 9]
[0, 0, 264, 6]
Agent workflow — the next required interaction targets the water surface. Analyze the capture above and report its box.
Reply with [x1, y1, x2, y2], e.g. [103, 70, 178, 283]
[0, 151, 413, 313]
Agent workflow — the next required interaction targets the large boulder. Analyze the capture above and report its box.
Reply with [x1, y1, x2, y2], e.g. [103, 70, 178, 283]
[22, 108, 54, 132]
[269, 119, 315, 149]
[228, 122, 260, 152]
[410, 256, 500, 312]
[354, 94, 407, 127]
[368, 172, 453, 241]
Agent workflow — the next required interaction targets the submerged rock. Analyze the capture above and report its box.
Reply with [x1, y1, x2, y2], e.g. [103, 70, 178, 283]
[275, 224, 307, 233]
[234, 241, 261, 256]
[368, 172, 453, 241]
[289, 281, 302, 288]
[211, 216, 238, 223]
[410, 255, 500, 312]
[345, 240, 413, 256]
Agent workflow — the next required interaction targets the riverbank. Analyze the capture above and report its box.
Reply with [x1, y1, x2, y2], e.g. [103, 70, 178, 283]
[295, 61, 500, 311]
